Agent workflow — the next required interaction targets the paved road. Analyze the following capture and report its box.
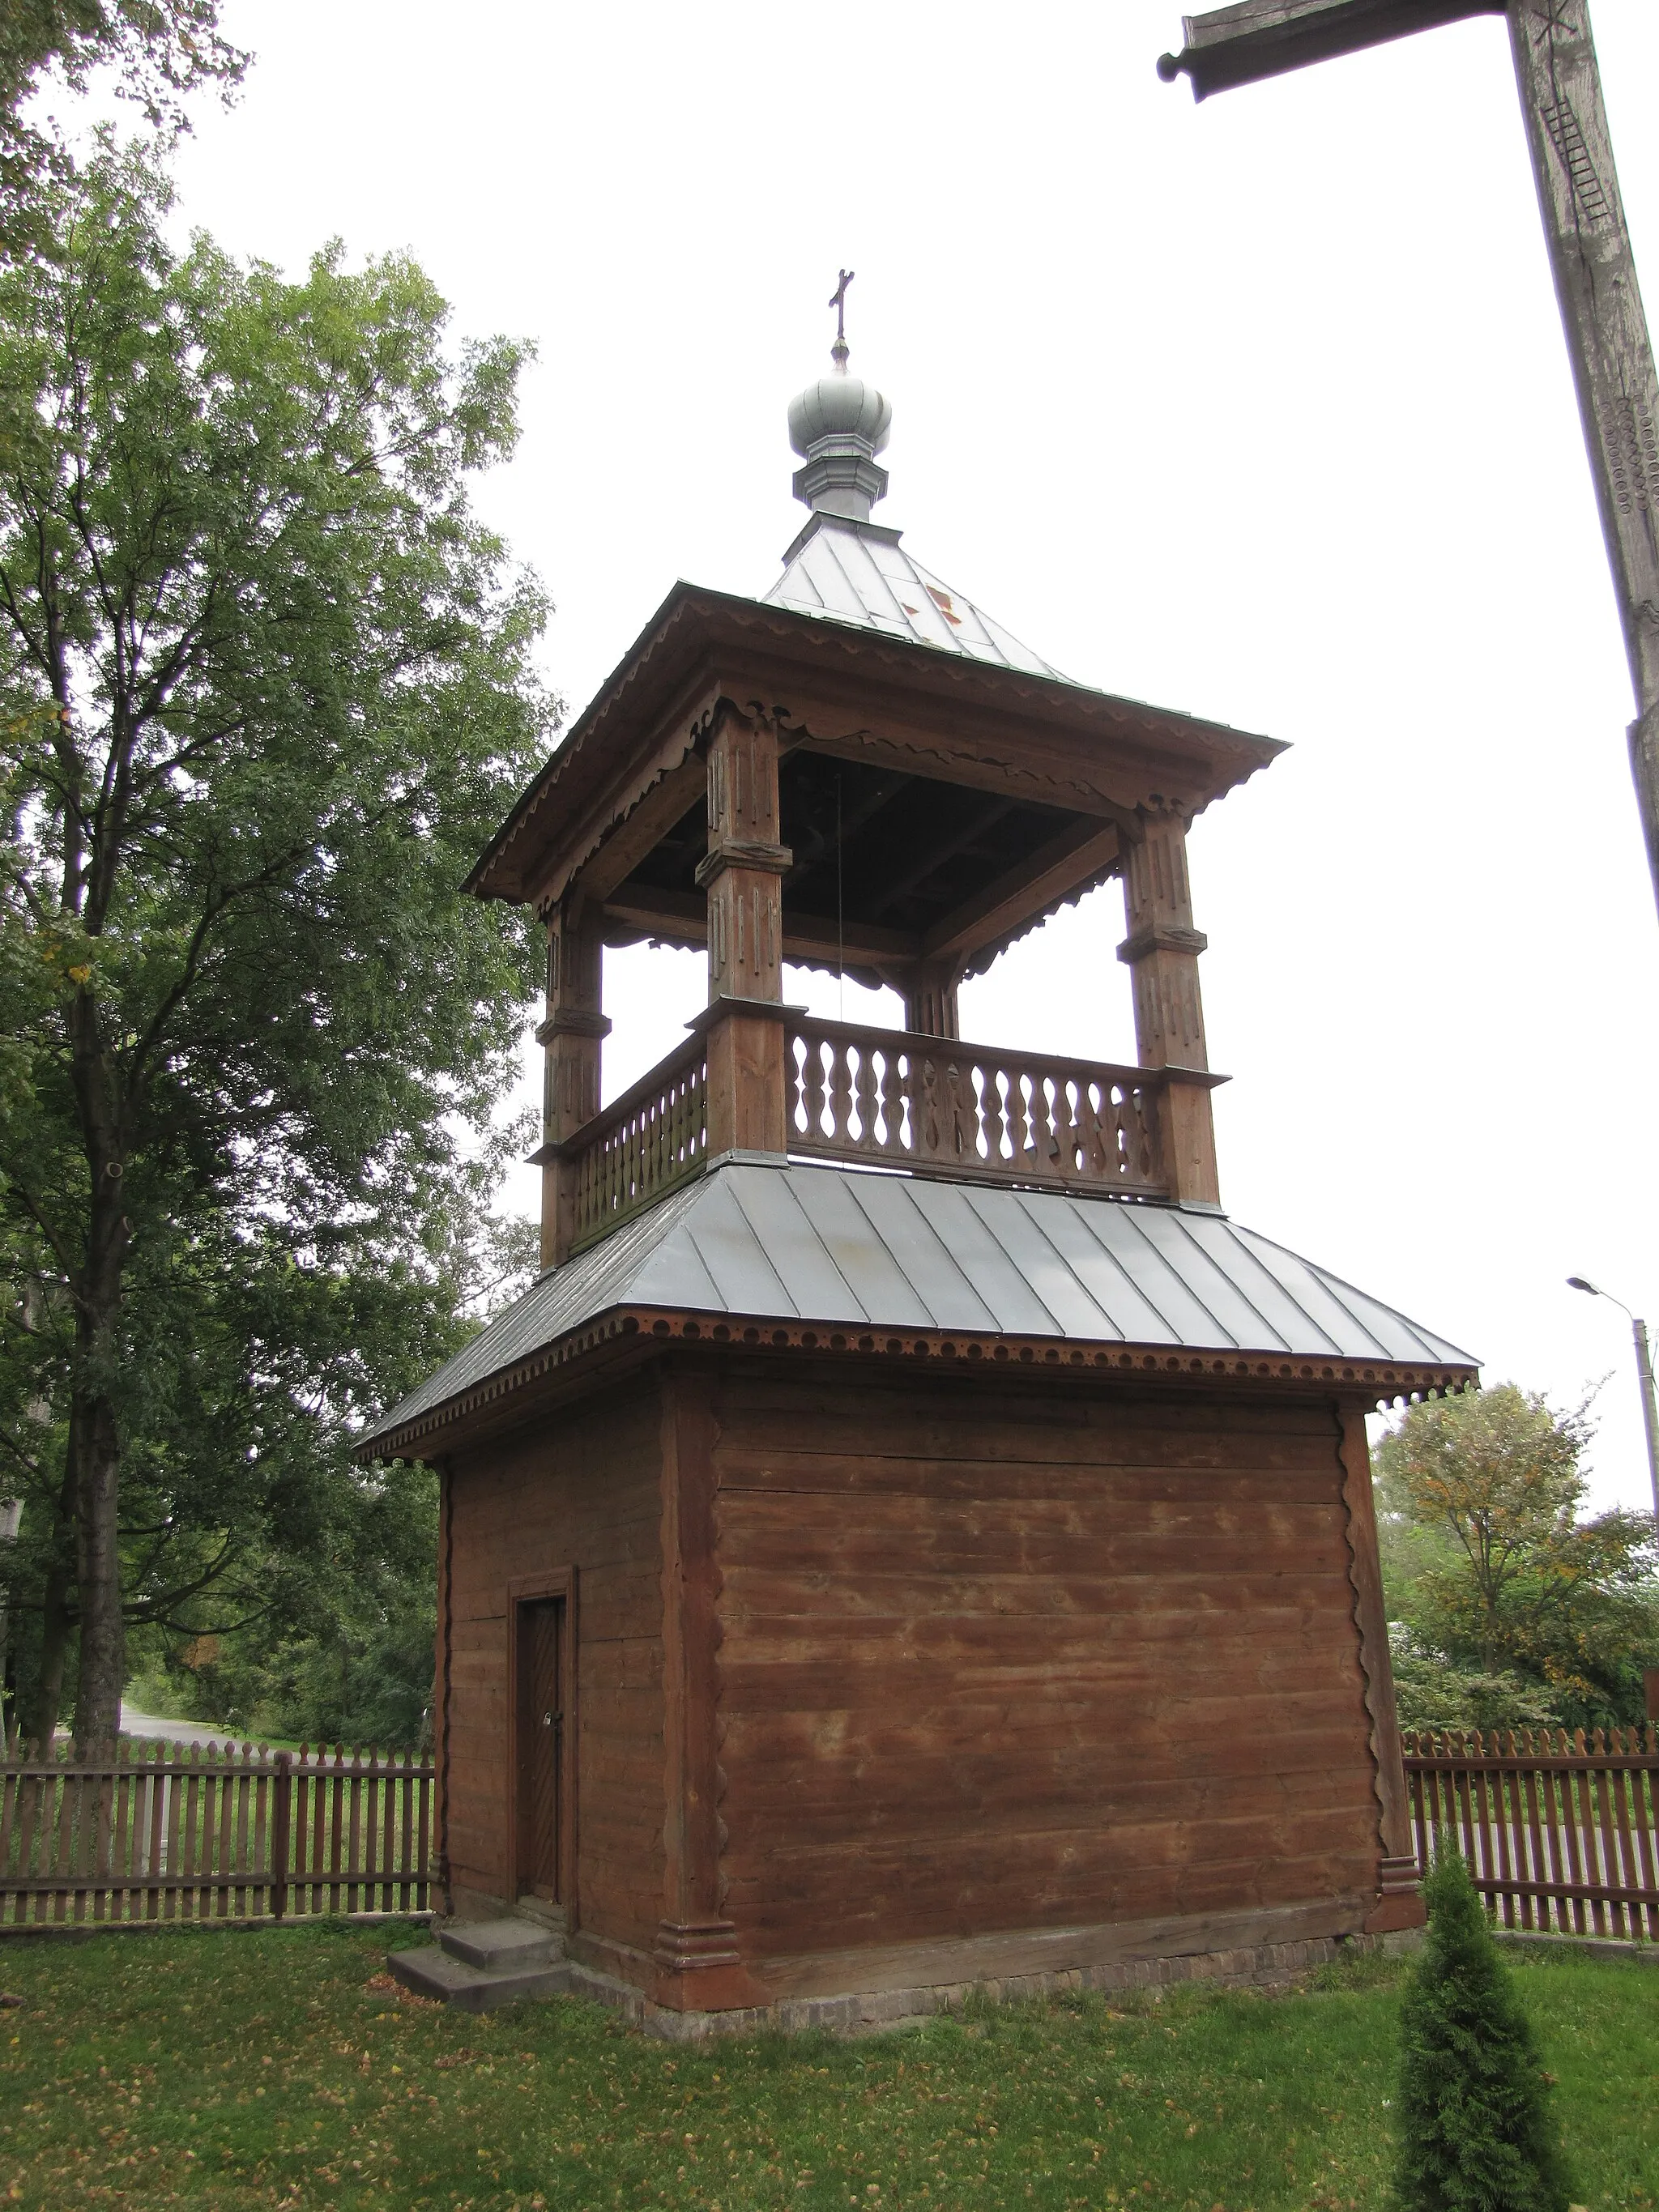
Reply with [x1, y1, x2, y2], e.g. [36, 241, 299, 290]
[119, 1703, 237, 1749]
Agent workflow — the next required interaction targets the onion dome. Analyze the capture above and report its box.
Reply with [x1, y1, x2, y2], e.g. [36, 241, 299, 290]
[787, 286, 893, 522]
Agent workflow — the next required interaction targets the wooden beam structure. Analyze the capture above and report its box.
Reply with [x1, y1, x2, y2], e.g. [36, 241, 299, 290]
[1158, 0, 1502, 99]
[1160, 0, 1659, 916]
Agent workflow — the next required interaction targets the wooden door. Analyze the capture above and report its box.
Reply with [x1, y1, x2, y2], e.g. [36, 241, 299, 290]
[515, 1596, 565, 1901]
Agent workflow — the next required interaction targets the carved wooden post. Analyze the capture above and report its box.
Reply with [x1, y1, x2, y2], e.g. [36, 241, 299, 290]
[539, 896, 609, 1270]
[697, 705, 792, 1159]
[655, 1366, 770, 2012]
[1117, 807, 1221, 1207]
[1337, 1405, 1426, 1931]
[902, 961, 962, 1039]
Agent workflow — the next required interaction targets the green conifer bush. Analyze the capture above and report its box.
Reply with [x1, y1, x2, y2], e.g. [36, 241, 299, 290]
[1396, 1849, 1574, 2212]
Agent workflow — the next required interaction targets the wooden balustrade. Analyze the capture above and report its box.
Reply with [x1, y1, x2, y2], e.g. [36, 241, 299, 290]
[558, 1016, 1173, 1253]
[784, 1015, 1169, 1199]
[568, 1034, 708, 1251]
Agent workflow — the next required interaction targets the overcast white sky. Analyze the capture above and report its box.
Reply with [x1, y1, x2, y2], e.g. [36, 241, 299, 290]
[109, 0, 1659, 1507]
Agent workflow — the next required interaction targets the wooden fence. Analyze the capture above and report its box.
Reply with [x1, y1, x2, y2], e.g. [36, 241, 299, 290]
[0, 1738, 433, 1930]
[1404, 1727, 1659, 1938]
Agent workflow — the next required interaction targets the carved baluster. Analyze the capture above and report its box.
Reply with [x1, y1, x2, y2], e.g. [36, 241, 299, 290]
[787, 1033, 807, 1140]
[1021, 1072, 1049, 1170]
[1071, 1080, 1102, 1180]
[913, 1054, 940, 1158]
[1108, 1087, 1129, 1185]
[1131, 1083, 1158, 1183]
[979, 1059, 1005, 1165]
[944, 1056, 970, 1163]
[853, 1046, 879, 1153]
[881, 1049, 907, 1156]
[828, 1038, 855, 1148]
[802, 1040, 828, 1140]
[1004, 1063, 1031, 1165]
[1050, 1078, 1077, 1179]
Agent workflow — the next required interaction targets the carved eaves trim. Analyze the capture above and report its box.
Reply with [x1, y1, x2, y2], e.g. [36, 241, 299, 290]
[357, 1302, 1478, 1464]
[467, 584, 1286, 908]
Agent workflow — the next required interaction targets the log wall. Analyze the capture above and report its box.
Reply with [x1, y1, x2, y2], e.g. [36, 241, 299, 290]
[443, 1379, 664, 1951]
[710, 1367, 1382, 1970]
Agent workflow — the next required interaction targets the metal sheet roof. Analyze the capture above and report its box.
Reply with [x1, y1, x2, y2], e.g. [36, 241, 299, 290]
[764, 515, 1067, 680]
[363, 1163, 1476, 1449]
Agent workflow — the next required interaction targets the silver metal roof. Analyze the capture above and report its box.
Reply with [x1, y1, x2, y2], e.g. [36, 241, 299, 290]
[764, 514, 1068, 680]
[364, 1163, 1476, 1448]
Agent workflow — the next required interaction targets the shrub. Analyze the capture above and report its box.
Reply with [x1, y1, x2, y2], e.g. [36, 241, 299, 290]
[1396, 1851, 1573, 2212]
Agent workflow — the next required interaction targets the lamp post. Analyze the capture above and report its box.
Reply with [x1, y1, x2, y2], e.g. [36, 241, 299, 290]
[1567, 1276, 1659, 1532]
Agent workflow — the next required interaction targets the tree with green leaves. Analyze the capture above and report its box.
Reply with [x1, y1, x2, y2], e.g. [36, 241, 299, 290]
[1396, 1849, 1573, 2212]
[0, 2, 244, 255]
[1375, 1384, 1657, 1728]
[0, 139, 552, 1745]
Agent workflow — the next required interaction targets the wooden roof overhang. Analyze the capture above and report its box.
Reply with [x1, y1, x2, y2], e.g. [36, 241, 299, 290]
[467, 584, 1287, 980]
[359, 1306, 1476, 1466]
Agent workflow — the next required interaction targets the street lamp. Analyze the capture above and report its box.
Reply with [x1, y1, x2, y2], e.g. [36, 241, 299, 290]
[1567, 1276, 1659, 1532]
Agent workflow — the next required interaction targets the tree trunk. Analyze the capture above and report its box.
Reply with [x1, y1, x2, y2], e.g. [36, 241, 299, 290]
[66, 991, 130, 1750]
[22, 1455, 77, 1750]
[70, 1340, 125, 1749]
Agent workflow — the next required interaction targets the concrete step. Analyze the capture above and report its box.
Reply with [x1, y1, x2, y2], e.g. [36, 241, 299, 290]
[440, 1918, 563, 1974]
[386, 1944, 573, 2013]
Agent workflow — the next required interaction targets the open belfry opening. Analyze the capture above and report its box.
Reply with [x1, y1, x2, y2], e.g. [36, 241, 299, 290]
[369, 313, 1476, 2029]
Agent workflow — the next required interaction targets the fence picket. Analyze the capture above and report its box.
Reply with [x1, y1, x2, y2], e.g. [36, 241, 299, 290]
[309, 1746, 327, 1917]
[380, 1751, 395, 1915]
[348, 1747, 364, 1916]
[48, 1756, 75, 1924]
[329, 1746, 345, 1915]
[1629, 1728, 1659, 1941]
[1589, 1730, 1623, 1937]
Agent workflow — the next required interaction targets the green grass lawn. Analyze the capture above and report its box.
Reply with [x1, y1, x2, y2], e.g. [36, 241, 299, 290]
[0, 1920, 1653, 2210]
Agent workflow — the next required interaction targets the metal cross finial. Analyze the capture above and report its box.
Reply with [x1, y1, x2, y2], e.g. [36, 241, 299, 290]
[829, 268, 855, 368]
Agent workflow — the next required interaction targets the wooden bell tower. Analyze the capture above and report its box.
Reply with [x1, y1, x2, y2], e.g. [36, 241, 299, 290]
[368, 335, 1473, 2027]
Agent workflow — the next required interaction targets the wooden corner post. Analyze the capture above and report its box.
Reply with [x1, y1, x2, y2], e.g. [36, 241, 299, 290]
[1117, 807, 1221, 1206]
[698, 705, 792, 1161]
[1337, 1404, 1425, 1933]
[902, 960, 964, 1039]
[539, 896, 610, 1270]
[655, 1366, 770, 2012]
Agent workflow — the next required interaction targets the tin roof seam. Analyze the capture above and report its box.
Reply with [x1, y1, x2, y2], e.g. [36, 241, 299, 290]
[1163, 1208, 1296, 1355]
[958, 1184, 1069, 1336]
[1211, 1219, 1385, 1361]
[1005, 1187, 1145, 1342]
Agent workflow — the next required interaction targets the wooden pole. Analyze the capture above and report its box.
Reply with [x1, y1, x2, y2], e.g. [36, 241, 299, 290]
[1504, 2, 1659, 901]
[1162, 0, 1659, 915]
